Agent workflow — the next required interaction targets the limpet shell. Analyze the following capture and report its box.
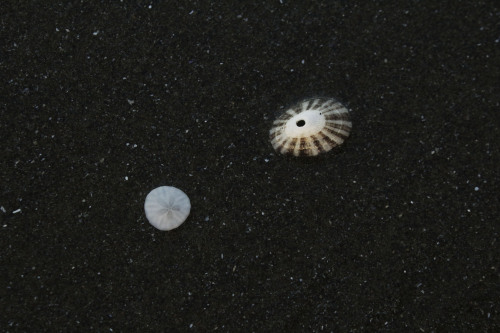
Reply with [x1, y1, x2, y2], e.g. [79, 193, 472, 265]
[269, 97, 352, 156]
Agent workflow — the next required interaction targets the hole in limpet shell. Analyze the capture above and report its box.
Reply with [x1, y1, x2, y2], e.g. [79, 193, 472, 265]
[296, 119, 305, 127]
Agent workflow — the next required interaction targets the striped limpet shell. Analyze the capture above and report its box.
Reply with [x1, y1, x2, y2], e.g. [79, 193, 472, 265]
[269, 97, 352, 156]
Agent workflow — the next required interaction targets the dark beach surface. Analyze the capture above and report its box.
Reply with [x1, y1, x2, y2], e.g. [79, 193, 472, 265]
[1, 1, 499, 331]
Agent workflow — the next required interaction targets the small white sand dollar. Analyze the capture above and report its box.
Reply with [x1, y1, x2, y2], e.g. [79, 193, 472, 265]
[144, 186, 191, 231]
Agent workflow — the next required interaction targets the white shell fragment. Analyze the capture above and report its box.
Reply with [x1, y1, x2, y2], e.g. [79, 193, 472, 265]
[269, 97, 352, 156]
[144, 186, 191, 231]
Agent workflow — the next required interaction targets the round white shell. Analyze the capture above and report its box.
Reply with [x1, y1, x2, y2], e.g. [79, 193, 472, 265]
[144, 186, 191, 231]
[269, 97, 352, 156]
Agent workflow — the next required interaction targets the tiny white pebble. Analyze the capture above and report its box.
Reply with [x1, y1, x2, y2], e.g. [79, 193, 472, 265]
[474, 187, 479, 191]
[125, 176, 128, 181]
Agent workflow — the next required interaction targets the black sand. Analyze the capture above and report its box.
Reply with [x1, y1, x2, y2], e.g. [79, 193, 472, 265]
[1, 1, 499, 331]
